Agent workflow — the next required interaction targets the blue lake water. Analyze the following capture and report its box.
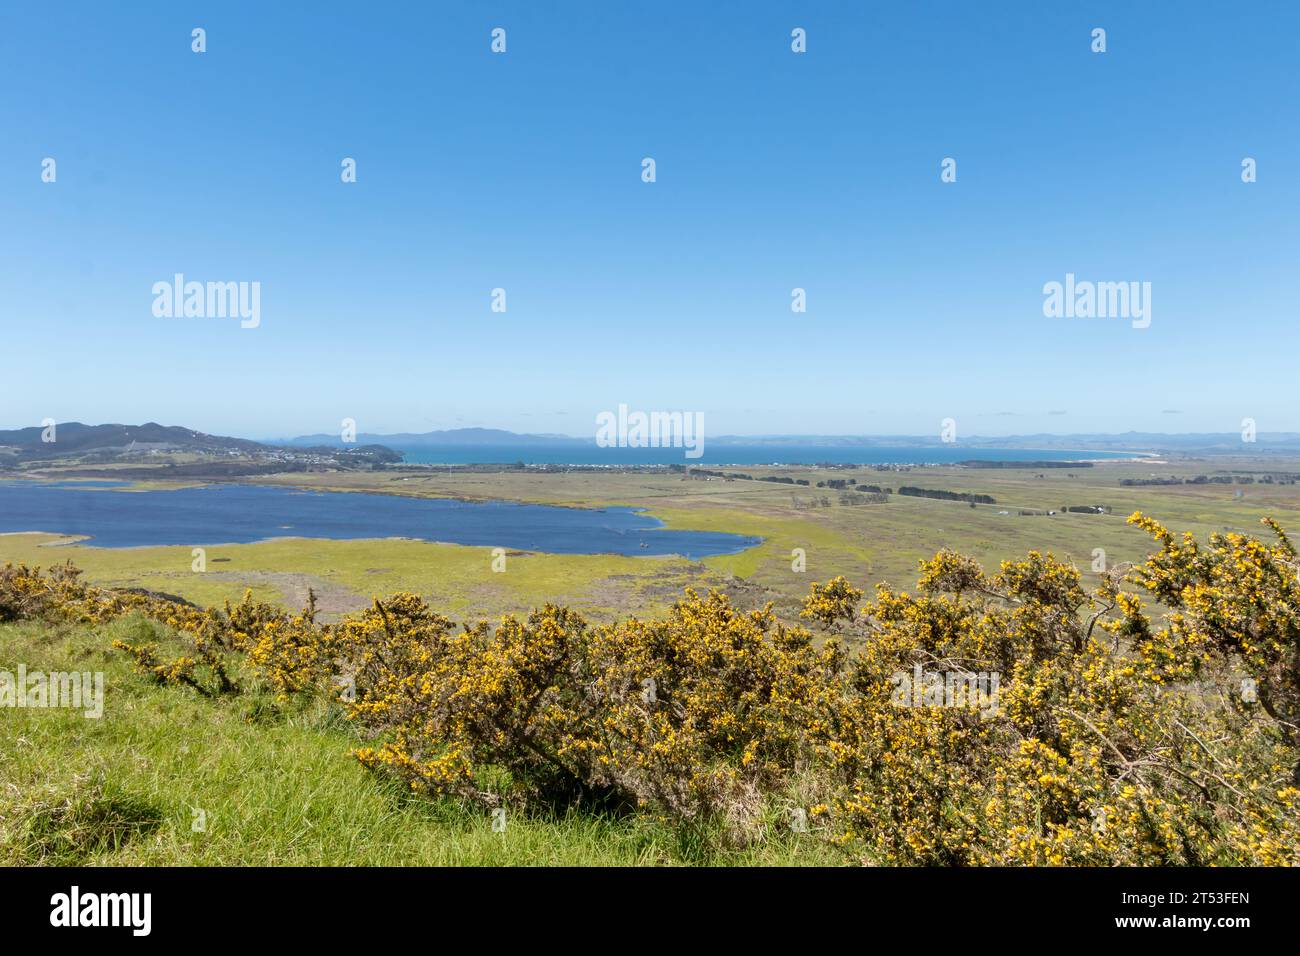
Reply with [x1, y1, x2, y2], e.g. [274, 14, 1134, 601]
[0, 481, 760, 558]
[398, 444, 1140, 466]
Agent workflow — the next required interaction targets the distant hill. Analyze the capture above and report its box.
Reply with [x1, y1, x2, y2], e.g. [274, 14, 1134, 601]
[274, 426, 1300, 456]
[282, 427, 584, 448]
[0, 422, 268, 457]
[0, 422, 406, 474]
[8, 422, 1300, 461]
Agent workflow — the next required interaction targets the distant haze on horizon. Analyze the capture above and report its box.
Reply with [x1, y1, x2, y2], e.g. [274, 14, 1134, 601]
[268, 424, 1298, 446]
[2, 420, 1297, 447]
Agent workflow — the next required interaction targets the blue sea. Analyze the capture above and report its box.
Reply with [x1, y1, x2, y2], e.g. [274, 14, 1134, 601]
[397, 444, 1138, 466]
[0, 481, 759, 558]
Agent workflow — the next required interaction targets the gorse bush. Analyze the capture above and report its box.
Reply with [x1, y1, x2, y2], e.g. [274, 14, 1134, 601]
[0, 560, 87, 622]
[3, 512, 1296, 864]
[342, 591, 844, 838]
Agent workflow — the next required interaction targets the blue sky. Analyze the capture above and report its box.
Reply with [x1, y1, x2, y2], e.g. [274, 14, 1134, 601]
[2, 1, 1297, 440]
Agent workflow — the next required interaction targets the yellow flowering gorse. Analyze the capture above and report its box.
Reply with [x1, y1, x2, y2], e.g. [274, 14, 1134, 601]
[2, 511, 1295, 862]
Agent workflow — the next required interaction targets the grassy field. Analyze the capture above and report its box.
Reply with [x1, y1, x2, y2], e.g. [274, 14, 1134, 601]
[0, 615, 837, 865]
[4, 455, 1299, 627]
[3, 456, 1298, 867]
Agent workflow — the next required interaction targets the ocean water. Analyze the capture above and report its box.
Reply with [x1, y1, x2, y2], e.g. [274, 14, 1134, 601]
[397, 444, 1137, 466]
[0, 481, 759, 558]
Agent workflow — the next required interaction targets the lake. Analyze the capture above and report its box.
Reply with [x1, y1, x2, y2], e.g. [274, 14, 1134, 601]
[397, 444, 1140, 466]
[0, 481, 760, 558]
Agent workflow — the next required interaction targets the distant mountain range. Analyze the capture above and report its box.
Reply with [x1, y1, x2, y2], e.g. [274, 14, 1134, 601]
[280, 427, 575, 448]
[6, 423, 1300, 462]
[279, 427, 1300, 454]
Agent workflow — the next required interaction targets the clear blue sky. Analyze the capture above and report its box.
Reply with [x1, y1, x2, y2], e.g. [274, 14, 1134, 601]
[2, 1, 1297, 439]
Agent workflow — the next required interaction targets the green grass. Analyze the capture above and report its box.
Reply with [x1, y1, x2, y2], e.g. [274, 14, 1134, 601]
[0, 533, 709, 623]
[0, 617, 841, 865]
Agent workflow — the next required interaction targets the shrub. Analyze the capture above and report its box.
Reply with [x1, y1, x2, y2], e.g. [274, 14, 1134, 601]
[817, 514, 1300, 865]
[111, 592, 288, 697]
[800, 576, 863, 630]
[345, 591, 845, 841]
[0, 561, 86, 622]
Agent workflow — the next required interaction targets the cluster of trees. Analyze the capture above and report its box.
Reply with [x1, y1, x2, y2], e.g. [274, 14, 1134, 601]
[838, 491, 889, 506]
[791, 494, 834, 509]
[896, 486, 996, 504]
[961, 460, 1092, 470]
[818, 479, 892, 492]
[1121, 474, 1298, 487]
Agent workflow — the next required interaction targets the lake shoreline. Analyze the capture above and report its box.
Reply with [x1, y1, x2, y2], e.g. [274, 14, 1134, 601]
[0, 480, 761, 558]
